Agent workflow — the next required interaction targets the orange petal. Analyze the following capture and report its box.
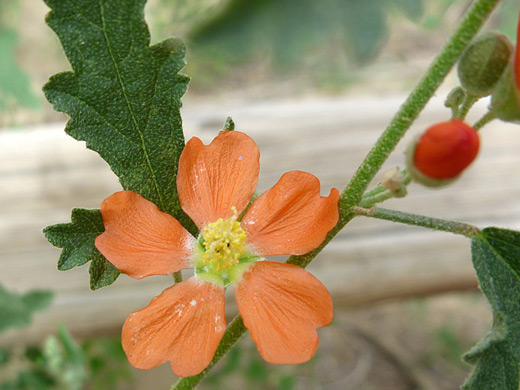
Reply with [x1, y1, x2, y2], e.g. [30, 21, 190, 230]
[122, 278, 226, 377]
[95, 191, 195, 279]
[234, 261, 333, 364]
[241, 171, 339, 256]
[177, 131, 260, 229]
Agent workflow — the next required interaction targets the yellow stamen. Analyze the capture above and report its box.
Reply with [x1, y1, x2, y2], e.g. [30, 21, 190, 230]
[201, 207, 247, 272]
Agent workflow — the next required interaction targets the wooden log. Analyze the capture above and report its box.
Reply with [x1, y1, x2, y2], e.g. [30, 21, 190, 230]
[1, 94, 519, 344]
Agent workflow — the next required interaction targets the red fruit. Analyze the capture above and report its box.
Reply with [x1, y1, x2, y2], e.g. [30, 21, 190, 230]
[413, 120, 480, 179]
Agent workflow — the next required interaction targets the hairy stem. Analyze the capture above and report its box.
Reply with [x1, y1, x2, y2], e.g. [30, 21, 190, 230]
[171, 0, 499, 388]
[473, 109, 497, 129]
[354, 207, 481, 238]
[339, 0, 499, 213]
[359, 170, 411, 208]
[455, 93, 479, 120]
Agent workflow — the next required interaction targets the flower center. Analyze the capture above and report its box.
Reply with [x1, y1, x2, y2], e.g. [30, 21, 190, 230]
[200, 207, 247, 272]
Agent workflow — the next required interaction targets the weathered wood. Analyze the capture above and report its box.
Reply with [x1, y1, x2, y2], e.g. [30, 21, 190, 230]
[1, 94, 519, 344]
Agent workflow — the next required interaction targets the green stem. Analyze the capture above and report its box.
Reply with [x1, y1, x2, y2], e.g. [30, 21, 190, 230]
[339, 0, 498, 214]
[359, 170, 411, 208]
[354, 207, 481, 238]
[473, 109, 497, 130]
[455, 93, 479, 120]
[171, 1, 499, 388]
[445, 86, 466, 118]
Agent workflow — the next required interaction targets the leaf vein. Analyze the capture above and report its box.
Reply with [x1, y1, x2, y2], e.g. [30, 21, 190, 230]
[50, 89, 141, 148]
[99, 0, 165, 210]
[64, 0, 104, 31]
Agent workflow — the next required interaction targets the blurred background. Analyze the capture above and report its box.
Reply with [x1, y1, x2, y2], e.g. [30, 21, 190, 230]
[1, 0, 520, 389]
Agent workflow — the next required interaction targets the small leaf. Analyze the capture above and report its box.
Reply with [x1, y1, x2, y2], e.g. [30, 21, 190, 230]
[464, 228, 520, 390]
[0, 284, 53, 333]
[21, 291, 53, 313]
[43, 208, 119, 290]
[44, 209, 104, 270]
[88, 250, 120, 290]
[44, 327, 87, 390]
[57, 325, 86, 367]
[222, 116, 235, 132]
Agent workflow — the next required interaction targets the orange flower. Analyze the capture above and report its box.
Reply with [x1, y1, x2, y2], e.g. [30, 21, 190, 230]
[95, 131, 339, 377]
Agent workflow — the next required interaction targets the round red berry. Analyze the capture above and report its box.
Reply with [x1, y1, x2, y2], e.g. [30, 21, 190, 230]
[413, 120, 480, 179]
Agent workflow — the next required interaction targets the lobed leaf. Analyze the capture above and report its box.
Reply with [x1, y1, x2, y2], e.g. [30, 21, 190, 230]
[464, 227, 520, 390]
[43, 208, 119, 290]
[43, 0, 194, 229]
[42, 0, 200, 289]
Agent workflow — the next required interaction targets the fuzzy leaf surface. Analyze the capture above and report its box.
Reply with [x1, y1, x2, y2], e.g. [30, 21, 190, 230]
[43, 0, 192, 225]
[43, 208, 119, 290]
[463, 227, 520, 389]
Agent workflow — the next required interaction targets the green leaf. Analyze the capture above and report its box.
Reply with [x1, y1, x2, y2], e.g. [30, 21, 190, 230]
[464, 228, 520, 390]
[81, 337, 133, 390]
[57, 325, 86, 367]
[0, 27, 41, 110]
[392, 0, 424, 20]
[0, 382, 16, 390]
[17, 371, 54, 390]
[88, 250, 120, 290]
[341, 0, 387, 63]
[0, 348, 10, 366]
[25, 347, 44, 364]
[44, 326, 87, 390]
[21, 291, 53, 313]
[189, 0, 391, 69]
[222, 116, 235, 132]
[43, 0, 194, 231]
[44, 209, 105, 271]
[246, 356, 267, 383]
[0, 284, 54, 333]
[278, 375, 295, 390]
[44, 208, 119, 290]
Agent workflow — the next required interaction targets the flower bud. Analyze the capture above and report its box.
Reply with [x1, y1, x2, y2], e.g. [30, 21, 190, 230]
[444, 86, 466, 110]
[381, 167, 407, 197]
[406, 120, 480, 187]
[457, 32, 513, 97]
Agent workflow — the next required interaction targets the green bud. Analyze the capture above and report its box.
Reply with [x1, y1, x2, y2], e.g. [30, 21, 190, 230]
[457, 32, 513, 97]
[491, 60, 520, 123]
[444, 86, 466, 110]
